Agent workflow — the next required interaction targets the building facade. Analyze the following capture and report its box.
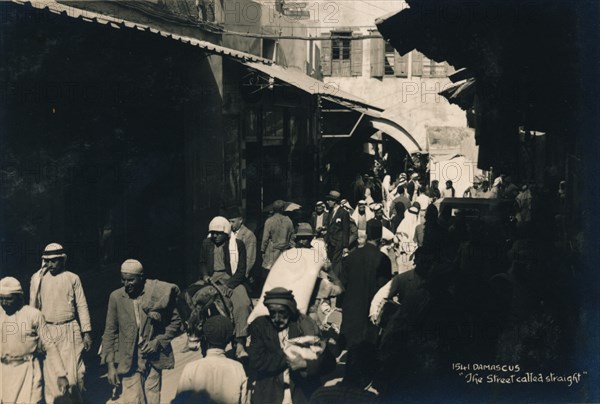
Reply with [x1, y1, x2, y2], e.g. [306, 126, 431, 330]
[241, 1, 472, 190]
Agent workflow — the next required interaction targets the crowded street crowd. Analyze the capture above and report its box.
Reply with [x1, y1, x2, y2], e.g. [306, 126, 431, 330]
[0, 165, 578, 404]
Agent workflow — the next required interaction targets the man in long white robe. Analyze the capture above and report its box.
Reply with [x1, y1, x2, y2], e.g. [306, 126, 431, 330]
[30, 243, 93, 403]
[1, 277, 68, 404]
[395, 204, 420, 273]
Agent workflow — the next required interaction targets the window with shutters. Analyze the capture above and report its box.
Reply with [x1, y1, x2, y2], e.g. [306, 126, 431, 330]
[371, 39, 406, 78]
[331, 31, 352, 77]
[322, 31, 362, 77]
[411, 51, 423, 77]
[423, 56, 448, 78]
[332, 32, 351, 60]
[394, 52, 408, 77]
[384, 42, 395, 76]
[370, 37, 384, 78]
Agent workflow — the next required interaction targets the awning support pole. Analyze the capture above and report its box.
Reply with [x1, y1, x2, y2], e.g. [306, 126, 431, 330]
[349, 113, 365, 137]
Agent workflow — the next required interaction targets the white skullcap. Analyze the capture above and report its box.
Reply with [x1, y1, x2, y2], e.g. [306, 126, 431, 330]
[121, 259, 144, 275]
[0, 277, 23, 295]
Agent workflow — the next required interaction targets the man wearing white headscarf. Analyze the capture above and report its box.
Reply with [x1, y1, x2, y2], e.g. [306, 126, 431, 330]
[407, 173, 419, 201]
[395, 203, 421, 273]
[490, 176, 503, 199]
[415, 187, 432, 224]
[1, 277, 68, 403]
[200, 216, 252, 359]
[382, 175, 393, 217]
[30, 242, 92, 403]
[351, 200, 374, 247]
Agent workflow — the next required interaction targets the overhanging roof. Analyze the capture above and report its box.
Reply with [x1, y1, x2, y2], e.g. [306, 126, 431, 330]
[375, 0, 585, 171]
[243, 61, 376, 107]
[321, 96, 382, 116]
[11, 0, 272, 64]
[12, 0, 423, 154]
[319, 97, 422, 154]
[239, 63, 421, 153]
[439, 78, 476, 110]
[370, 118, 421, 154]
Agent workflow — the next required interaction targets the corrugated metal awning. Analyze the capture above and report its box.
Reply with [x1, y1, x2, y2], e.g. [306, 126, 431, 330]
[439, 78, 475, 110]
[12, 0, 423, 153]
[243, 61, 379, 108]
[320, 96, 382, 119]
[11, 0, 272, 64]
[318, 96, 422, 154]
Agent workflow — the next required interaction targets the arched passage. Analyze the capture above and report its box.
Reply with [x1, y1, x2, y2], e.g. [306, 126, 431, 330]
[370, 117, 422, 154]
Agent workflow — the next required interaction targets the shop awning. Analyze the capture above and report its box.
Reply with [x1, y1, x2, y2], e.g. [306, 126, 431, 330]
[318, 96, 422, 154]
[318, 96, 376, 139]
[242, 62, 422, 153]
[13, 0, 424, 154]
[439, 78, 476, 110]
[243, 62, 374, 107]
[10, 0, 271, 64]
[369, 117, 421, 154]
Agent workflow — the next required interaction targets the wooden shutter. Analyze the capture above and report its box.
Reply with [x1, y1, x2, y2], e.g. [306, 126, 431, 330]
[422, 56, 431, 77]
[411, 50, 423, 77]
[394, 51, 408, 77]
[435, 62, 448, 77]
[320, 33, 332, 77]
[350, 33, 363, 76]
[370, 38, 384, 77]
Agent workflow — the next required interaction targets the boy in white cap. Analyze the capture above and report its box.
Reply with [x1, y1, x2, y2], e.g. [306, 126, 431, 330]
[1, 277, 69, 403]
[30, 242, 92, 402]
[199, 216, 252, 359]
[102, 259, 182, 404]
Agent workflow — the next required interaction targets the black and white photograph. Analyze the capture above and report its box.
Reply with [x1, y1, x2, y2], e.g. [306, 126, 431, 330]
[1, 0, 598, 402]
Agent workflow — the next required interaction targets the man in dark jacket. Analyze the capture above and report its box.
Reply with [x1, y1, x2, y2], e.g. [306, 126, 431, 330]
[392, 186, 411, 211]
[310, 201, 329, 238]
[390, 201, 406, 234]
[372, 202, 393, 231]
[324, 190, 350, 278]
[199, 216, 252, 359]
[248, 288, 334, 404]
[102, 259, 181, 404]
[407, 173, 419, 200]
[340, 220, 392, 349]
